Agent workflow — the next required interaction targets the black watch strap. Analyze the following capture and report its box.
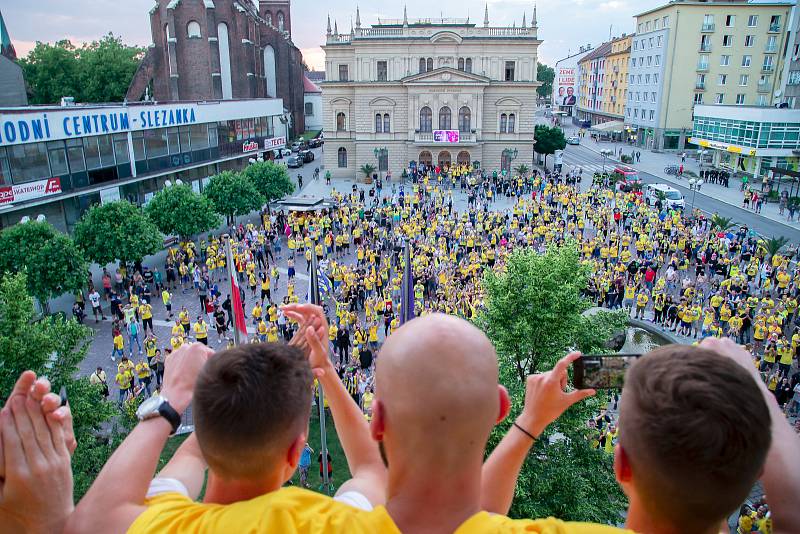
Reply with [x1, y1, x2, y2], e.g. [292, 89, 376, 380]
[158, 400, 181, 435]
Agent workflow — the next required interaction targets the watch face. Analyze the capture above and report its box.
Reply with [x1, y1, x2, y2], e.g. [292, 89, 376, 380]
[136, 395, 162, 419]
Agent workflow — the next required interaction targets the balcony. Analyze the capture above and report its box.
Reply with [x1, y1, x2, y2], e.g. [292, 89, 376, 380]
[695, 82, 706, 90]
[697, 62, 709, 71]
[762, 65, 774, 73]
[701, 23, 715, 32]
[758, 81, 770, 92]
[700, 44, 712, 52]
[769, 23, 781, 33]
[413, 132, 478, 145]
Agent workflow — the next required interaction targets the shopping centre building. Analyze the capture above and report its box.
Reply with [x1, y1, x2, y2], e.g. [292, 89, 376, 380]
[0, 98, 287, 232]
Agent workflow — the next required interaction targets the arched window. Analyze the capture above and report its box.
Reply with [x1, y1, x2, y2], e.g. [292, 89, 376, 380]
[338, 147, 347, 168]
[383, 113, 390, 133]
[336, 112, 346, 131]
[217, 22, 232, 99]
[439, 106, 452, 130]
[264, 45, 276, 97]
[419, 58, 426, 73]
[465, 58, 472, 73]
[375, 113, 383, 133]
[508, 113, 516, 133]
[420, 107, 432, 133]
[458, 106, 471, 132]
[426, 58, 433, 72]
[187, 21, 201, 38]
[458, 58, 465, 71]
[277, 12, 285, 31]
[500, 113, 508, 133]
[265, 12, 272, 26]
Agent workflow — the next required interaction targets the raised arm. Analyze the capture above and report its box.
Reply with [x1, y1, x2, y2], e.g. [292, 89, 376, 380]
[66, 343, 212, 534]
[156, 433, 208, 500]
[283, 304, 387, 507]
[481, 352, 594, 514]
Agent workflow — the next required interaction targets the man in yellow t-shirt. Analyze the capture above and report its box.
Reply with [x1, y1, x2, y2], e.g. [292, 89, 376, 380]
[192, 317, 209, 346]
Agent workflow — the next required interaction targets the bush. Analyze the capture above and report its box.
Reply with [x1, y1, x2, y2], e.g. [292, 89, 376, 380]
[620, 154, 633, 164]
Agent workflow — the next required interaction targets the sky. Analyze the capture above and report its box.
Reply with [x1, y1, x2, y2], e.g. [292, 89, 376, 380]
[1, 0, 666, 69]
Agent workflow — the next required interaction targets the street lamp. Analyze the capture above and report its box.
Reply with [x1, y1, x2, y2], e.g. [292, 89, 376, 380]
[600, 149, 614, 173]
[373, 147, 388, 182]
[687, 177, 704, 212]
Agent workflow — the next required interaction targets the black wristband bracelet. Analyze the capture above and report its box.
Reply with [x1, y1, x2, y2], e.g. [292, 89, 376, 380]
[513, 421, 537, 442]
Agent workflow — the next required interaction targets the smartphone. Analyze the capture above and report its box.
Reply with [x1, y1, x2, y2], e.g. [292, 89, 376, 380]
[573, 354, 642, 390]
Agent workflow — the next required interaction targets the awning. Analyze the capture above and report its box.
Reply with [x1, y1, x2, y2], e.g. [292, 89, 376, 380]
[590, 121, 625, 133]
[274, 196, 339, 212]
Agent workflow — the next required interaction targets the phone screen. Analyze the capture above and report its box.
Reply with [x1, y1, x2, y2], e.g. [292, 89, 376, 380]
[574, 354, 642, 389]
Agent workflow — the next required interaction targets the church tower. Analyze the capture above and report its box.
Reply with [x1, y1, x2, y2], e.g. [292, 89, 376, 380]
[259, 0, 292, 37]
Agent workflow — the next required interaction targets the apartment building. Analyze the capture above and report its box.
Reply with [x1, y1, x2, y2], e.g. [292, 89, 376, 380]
[577, 35, 632, 129]
[628, 0, 793, 151]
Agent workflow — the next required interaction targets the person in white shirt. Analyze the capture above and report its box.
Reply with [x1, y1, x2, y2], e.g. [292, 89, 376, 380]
[89, 289, 105, 322]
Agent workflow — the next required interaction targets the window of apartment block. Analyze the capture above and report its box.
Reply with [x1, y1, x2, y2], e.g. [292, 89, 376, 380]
[715, 93, 724, 104]
[742, 55, 752, 67]
[726, 15, 735, 27]
[740, 74, 749, 86]
[788, 71, 800, 85]
[703, 14, 714, 27]
[637, 74, 642, 84]
[338, 64, 349, 81]
[663, 16, 669, 27]
[305, 102, 313, 116]
[718, 74, 727, 85]
[649, 37, 654, 48]
[766, 35, 777, 52]
[634, 109, 639, 118]
[633, 41, 638, 51]
[723, 35, 733, 47]
[654, 74, 659, 83]
[748, 15, 758, 27]
[657, 35, 663, 47]
[770, 15, 781, 30]
[720, 55, 730, 66]
[736, 93, 746, 104]
[645, 74, 651, 83]
[694, 93, 704, 104]
[745, 35, 755, 47]
[763, 56, 774, 70]
[701, 35, 711, 50]
[377, 61, 388, 81]
[647, 56, 652, 66]
[757, 94, 768, 106]
[645, 21, 650, 31]
[654, 55, 660, 66]
[649, 109, 655, 121]
[504, 61, 516, 81]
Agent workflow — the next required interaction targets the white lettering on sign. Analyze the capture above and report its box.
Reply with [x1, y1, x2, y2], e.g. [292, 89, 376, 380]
[243, 141, 259, 152]
[264, 136, 287, 149]
[0, 177, 62, 205]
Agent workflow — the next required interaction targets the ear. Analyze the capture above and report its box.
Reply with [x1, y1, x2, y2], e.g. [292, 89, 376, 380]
[370, 399, 385, 441]
[286, 432, 306, 470]
[614, 443, 632, 484]
[496, 385, 511, 424]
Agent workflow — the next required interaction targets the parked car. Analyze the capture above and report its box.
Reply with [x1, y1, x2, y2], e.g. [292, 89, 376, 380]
[286, 154, 304, 168]
[273, 148, 292, 159]
[567, 136, 580, 145]
[290, 142, 302, 152]
[308, 138, 323, 148]
[645, 183, 685, 210]
[299, 149, 315, 163]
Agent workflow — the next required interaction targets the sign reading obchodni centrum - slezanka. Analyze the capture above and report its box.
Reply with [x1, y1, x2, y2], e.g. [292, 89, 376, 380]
[0, 105, 200, 146]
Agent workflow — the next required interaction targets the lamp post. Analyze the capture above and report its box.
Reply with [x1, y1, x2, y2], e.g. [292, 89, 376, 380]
[600, 149, 614, 173]
[687, 177, 704, 212]
[373, 147, 388, 183]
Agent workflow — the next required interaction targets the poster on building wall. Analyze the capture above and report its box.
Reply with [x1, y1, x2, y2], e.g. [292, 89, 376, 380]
[99, 186, 121, 205]
[0, 177, 62, 206]
[556, 67, 577, 108]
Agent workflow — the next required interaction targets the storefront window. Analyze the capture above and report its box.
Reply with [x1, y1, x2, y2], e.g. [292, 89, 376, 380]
[114, 134, 130, 164]
[8, 143, 50, 184]
[189, 124, 208, 150]
[0, 148, 9, 185]
[145, 129, 168, 158]
[66, 139, 86, 172]
[47, 141, 69, 176]
[98, 135, 115, 168]
[83, 137, 102, 170]
[132, 132, 146, 161]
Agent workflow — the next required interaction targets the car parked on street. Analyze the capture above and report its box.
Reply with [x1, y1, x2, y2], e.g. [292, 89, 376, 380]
[273, 148, 292, 159]
[286, 154, 304, 168]
[299, 149, 315, 163]
[567, 136, 580, 145]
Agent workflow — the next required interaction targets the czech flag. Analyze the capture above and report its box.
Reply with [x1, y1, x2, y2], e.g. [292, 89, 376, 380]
[225, 238, 248, 344]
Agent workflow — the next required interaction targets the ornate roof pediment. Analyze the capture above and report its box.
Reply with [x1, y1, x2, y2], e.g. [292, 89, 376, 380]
[402, 67, 489, 85]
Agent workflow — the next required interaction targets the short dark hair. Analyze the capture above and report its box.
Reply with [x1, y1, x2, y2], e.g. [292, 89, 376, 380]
[193, 343, 313, 479]
[619, 345, 771, 529]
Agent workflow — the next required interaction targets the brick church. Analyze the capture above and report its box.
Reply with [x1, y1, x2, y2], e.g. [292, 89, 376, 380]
[127, 0, 305, 136]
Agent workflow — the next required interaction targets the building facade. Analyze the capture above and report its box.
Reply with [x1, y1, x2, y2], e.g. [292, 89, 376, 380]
[777, 6, 800, 108]
[577, 36, 631, 129]
[127, 0, 305, 137]
[0, 9, 27, 108]
[0, 99, 287, 232]
[321, 7, 541, 179]
[689, 104, 800, 181]
[628, 0, 793, 151]
[303, 75, 323, 132]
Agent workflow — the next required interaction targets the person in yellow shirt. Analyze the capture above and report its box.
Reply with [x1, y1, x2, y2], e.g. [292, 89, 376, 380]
[252, 301, 263, 326]
[179, 306, 191, 336]
[193, 317, 209, 346]
[135, 359, 153, 397]
[114, 368, 132, 406]
[139, 300, 154, 334]
[635, 291, 649, 320]
[112, 330, 125, 361]
[256, 319, 269, 342]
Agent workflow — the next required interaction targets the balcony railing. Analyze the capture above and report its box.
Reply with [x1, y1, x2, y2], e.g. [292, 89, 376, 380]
[701, 23, 715, 32]
[758, 82, 770, 92]
[700, 44, 712, 52]
[414, 132, 477, 144]
[769, 23, 781, 32]
[697, 62, 709, 71]
[762, 65, 774, 73]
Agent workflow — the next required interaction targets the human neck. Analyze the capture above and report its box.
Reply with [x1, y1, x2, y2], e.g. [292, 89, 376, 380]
[385, 455, 483, 534]
[203, 470, 284, 505]
[626, 500, 719, 534]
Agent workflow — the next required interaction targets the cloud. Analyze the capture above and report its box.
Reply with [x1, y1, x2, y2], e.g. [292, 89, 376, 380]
[301, 46, 325, 71]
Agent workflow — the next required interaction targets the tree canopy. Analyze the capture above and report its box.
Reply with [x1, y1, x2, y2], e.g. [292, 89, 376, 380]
[241, 161, 295, 203]
[203, 170, 264, 223]
[0, 273, 116, 498]
[534, 125, 567, 168]
[145, 185, 220, 240]
[476, 245, 628, 523]
[537, 63, 555, 99]
[73, 200, 163, 267]
[19, 33, 143, 104]
[0, 220, 86, 306]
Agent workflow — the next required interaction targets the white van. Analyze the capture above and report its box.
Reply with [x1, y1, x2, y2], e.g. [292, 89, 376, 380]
[645, 183, 685, 210]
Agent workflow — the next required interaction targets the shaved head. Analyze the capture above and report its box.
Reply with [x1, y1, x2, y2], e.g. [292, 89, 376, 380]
[375, 314, 500, 472]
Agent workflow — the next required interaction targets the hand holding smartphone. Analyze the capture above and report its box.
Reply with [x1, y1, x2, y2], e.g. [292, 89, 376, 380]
[573, 354, 642, 390]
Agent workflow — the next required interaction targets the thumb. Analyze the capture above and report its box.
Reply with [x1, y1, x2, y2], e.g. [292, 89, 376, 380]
[566, 388, 596, 405]
[312, 368, 326, 378]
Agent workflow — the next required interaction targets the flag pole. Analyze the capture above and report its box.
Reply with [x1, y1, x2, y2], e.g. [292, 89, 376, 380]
[310, 251, 330, 491]
[224, 234, 244, 346]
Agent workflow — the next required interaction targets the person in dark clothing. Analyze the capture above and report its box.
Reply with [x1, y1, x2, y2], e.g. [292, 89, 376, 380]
[222, 295, 233, 327]
[359, 347, 373, 370]
[336, 327, 350, 364]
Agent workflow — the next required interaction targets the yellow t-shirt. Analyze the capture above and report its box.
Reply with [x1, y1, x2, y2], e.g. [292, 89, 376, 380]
[128, 487, 631, 534]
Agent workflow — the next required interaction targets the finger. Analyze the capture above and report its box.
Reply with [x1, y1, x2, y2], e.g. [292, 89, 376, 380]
[312, 368, 326, 378]
[10, 397, 46, 470]
[29, 377, 51, 403]
[48, 406, 77, 455]
[567, 388, 596, 404]
[0, 408, 27, 475]
[40, 392, 62, 415]
[304, 326, 328, 358]
[554, 351, 582, 375]
[44, 409, 70, 460]
[24, 395, 57, 458]
[6, 371, 36, 405]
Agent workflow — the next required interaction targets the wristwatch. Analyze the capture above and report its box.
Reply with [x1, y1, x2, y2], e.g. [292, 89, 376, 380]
[135, 395, 181, 435]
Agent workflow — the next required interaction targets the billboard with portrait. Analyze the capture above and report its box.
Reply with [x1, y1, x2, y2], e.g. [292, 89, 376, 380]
[553, 49, 592, 118]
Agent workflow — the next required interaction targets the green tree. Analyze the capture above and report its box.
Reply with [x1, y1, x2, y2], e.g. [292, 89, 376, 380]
[537, 62, 555, 99]
[710, 214, 736, 232]
[0, 220, 86, 307]
[475, 245, 628, 523]
[203, 171, 265, 225]
[534, 124, 567, 169]
[514, 164, 530, 177]
[74, 200, 163, 267]
[78, 33, 144, 103]
[0, 273, 116, 498]
[760, 235, 789, 261]
[360, 164, 376, 182]
[18, 40, 80, 105]
[145, 185, 220, 240]
[241, 161, 295, 204]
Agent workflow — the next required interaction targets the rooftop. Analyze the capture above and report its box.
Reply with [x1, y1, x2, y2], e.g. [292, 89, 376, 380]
[635, 0, 794, 18]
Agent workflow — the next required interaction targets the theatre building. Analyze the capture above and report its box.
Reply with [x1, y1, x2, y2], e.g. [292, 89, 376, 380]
[0, 99, 287, 232]
[321, 7, 541, 179]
